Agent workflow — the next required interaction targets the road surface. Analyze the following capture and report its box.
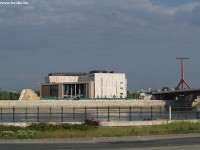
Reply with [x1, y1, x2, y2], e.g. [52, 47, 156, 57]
[0, 134, 200, 150]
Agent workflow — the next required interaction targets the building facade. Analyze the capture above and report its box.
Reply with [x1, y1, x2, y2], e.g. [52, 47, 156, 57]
[40, 70, 127, 99]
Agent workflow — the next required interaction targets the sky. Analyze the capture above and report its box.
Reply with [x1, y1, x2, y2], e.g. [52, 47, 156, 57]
[0, 0, 200, 91]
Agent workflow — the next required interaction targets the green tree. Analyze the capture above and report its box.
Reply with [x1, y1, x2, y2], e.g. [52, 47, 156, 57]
[127, 91, 140, 99]
[0, 91, 20, 100]
[162, 86, 170, 91]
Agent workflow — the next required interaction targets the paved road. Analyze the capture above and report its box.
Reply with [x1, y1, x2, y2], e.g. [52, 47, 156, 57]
[0, 134, 200, 150]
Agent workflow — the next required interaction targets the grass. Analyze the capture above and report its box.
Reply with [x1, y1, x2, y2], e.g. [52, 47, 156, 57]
[0, 121, 200, 139]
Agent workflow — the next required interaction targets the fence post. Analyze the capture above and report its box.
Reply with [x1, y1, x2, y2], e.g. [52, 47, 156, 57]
[37, 106, 39, 122]
[108, 106, 110, 121]
[61, 106, 63, 122]
[96, 106, 98, 119]
[129, 106, 131, 121]
[169, 106, 171, 120]
[178, 105, 180, 119]
[159, 106, 162, 119]
[1, 107, 2, 121]
[150, 106, 153, 120]
[119, 106, 121, 119]
[73, 107, 75, 120]
[140, 107, 142, 119]
[25, 107, 28, 122]
[85, 106, 87, 120]
[49, 106, 52, 122]
[13, 106, 15, 122]
[186, 106, 188, 120]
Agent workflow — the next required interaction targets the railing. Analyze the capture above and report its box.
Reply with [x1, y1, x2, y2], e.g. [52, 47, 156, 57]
[0, 106, 199, 123]
[40, 98, 144, 100]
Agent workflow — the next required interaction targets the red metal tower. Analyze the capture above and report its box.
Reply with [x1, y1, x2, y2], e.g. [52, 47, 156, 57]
[176, 57, 191, 90]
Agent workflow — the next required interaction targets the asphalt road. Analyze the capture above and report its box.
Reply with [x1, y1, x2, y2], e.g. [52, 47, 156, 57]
[0, 135, 200, 150]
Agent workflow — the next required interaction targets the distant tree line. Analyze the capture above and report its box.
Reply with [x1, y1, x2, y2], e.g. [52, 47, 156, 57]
[0, 91, 20, 100]
[127, 91, 141, 99]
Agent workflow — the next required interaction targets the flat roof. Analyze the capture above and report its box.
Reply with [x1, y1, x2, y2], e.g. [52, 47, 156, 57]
[41, 81, 92, 85]
[48, 72, 86, 76]
[89, 70, 114, 74]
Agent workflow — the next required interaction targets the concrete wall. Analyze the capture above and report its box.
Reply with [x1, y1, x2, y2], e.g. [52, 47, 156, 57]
[0, 100, 167, 108]
[47, 76, 79, 83]
[94, 73, 127, 98]
[88, 81, 95, 98]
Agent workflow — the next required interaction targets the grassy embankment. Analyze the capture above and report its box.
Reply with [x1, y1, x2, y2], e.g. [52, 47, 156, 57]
[1, 121, 200, 139]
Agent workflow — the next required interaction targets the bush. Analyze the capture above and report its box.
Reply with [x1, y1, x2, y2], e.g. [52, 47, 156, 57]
[69, 124, 92, 131]
[0, 130, 42, 139]
[16, 130, 42, 139]
[59, 123, 89, 131]
[27, 122, 96, 131]
[27, 123, 62, 131]
[0, 125, 24, 132]
[84, 119, 100, 127]
[0, 131, 15, 138]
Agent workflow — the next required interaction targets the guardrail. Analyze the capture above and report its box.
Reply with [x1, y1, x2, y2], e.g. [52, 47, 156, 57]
[40, 98, 144, 100]
[0, 106, 199, 123]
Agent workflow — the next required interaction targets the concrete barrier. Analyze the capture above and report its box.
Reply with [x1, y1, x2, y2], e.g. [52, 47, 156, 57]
[0, 100, 168, 108]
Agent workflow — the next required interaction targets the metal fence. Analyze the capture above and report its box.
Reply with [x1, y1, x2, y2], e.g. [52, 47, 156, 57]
[0, 106, 199, 123]
[41, 98, 144, 100]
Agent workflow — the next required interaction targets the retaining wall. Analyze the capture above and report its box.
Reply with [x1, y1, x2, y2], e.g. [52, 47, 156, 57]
[0, 100, 172, 108]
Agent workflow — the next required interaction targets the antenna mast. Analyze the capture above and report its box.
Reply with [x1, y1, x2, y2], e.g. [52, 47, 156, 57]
[176, 57, 191, 90]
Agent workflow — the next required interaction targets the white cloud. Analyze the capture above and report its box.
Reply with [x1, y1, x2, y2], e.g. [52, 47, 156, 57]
[0, 0, 200, 28]
[1, 0, 200, 90]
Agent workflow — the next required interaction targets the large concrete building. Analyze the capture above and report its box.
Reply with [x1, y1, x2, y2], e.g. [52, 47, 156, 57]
[41, 70, 127, 99]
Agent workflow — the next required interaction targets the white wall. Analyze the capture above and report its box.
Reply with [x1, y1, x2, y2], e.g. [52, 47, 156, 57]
[47, 76, 79, 83]
[94, 73, 127, 98]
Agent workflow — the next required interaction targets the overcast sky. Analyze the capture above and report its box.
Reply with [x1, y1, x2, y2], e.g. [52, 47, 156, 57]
[0, 0, 200, 91]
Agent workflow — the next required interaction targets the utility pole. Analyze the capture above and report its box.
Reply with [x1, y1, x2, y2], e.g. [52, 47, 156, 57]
[176, 57, 191, 90]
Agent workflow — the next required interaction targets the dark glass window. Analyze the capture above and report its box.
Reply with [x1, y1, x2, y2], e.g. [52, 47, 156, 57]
[50, 85, 58, 97]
